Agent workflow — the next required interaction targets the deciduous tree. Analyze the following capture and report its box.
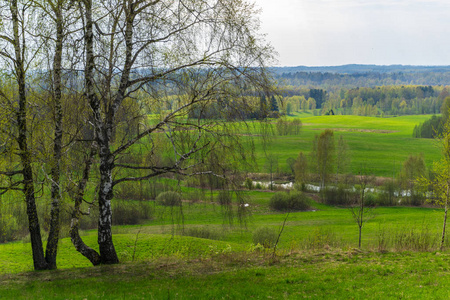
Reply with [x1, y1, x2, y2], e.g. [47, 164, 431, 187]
[311, 130, 335, 189]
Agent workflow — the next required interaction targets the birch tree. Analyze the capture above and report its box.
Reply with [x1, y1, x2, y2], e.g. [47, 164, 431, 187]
[0, 0, 48, 270]
[417, 118, 450, 250]
[73, 0, 274, 264]
[311, 129, 335, 189]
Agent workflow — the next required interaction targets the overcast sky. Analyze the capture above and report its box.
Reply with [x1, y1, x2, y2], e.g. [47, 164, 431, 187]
[256, 0, 450, 66]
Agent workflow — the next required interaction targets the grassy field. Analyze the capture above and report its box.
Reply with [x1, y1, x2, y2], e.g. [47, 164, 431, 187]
[0, 113, 447, 298]
[252, 114, 440, 177]
[2, 240, 450, 299]
[1, 190, 449, 298]
[0, 193, 447, 269]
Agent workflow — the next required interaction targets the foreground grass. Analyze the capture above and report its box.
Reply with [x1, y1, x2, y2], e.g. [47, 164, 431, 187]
[2, 198, 448, 274]
[1, 250, 450, 299]
[0, 234, 243, 275]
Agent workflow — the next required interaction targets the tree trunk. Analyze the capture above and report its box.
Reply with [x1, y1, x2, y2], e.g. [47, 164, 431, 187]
[83, 0, 118, 264]
[441, 185, 449, 251]
[45, 4, 64, 269]
[98, 151, 119, 264]
[11, 0, 48, 271]
[358, 225, 362, 248]
[70, 148, 101, 265]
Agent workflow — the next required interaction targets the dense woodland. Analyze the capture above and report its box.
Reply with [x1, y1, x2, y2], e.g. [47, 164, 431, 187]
[273, 65, 450, 118]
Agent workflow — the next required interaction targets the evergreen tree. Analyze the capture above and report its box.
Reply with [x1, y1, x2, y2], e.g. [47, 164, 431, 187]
[270, 95, 279, 112]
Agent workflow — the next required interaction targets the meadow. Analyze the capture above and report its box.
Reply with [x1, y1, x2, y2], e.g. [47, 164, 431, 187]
[1, 113, 449, 299]
[252, 113, 440, 177]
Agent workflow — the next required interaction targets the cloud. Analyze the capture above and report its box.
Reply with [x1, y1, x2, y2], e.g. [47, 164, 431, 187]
[257, 0, 450, 66]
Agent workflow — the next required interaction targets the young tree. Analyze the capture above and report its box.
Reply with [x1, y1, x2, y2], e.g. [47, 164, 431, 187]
[349, 171, 375, 248]
[417, 119, 450, 250]
[286, 102, 292, 116]
[265, 154, 279, 190]
[33, 0, 78, 270]
[336, 134, 350, 177]
[286, 157, 295, 175]
[294, 152, 308, 188]
[292, 118, 302, 135]
[311, 130, 335, 189]
[399, 154, 426, 205]
[270, 95, 279, 113]
[307, 97, 316, 110]
[0, 0, 49, 270]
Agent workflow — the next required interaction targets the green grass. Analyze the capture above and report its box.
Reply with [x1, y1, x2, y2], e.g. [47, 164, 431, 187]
[1, 193, 448, 273]
[252, 114, 440, 176]
[0, 114, 447, 298]
[2, 250, 450, 299]
[1, 190, 449, 298]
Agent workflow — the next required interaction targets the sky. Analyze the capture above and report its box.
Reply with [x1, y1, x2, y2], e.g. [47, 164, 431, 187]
[256, 0, 450, 66]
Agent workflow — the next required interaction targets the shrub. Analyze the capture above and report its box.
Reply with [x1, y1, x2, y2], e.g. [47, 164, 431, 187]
[378, 180, 398, 206]
[156, 191, 182, 206]
[408, 192, 426, 206]
[392, 226, 437, 251]
[0, 200, 31, 242]
[304, 227, 340, 250]
[364, 192, 378, 207]
[269, 191, 311, 211]
[252, 227, 278, 248]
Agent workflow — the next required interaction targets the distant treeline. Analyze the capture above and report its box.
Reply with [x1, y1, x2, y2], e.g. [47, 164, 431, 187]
[280, 85, 450, 117]
[277, 71, 450, 88]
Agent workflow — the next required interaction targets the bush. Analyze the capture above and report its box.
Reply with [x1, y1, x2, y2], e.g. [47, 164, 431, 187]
[112, 201, 153, 225]
[364, 192, 378, 207]
[392, 226, 437, 251]
[405, 192, 426, 206]
[156, 191, 182, 206]
[269, 191, 311, 211]
[378, 180, 398, 206]
[304, 228, 340, 250]
[252, 227, 278, 248]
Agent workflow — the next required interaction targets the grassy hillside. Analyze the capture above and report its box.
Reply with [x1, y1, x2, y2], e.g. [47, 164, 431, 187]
[0, 114, 446, 299]
[253, 114, 439, 177]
